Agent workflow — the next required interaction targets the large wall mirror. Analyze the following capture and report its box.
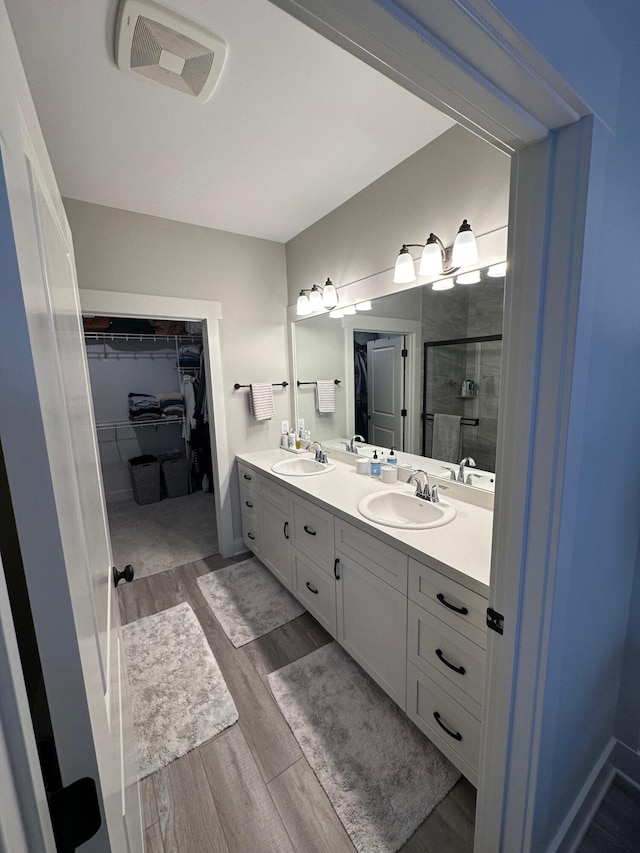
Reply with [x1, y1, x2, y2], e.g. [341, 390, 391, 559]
[292, 264, 505, 490]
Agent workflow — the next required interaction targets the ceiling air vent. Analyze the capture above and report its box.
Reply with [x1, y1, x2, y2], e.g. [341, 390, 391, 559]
[115, 0, 226, 101]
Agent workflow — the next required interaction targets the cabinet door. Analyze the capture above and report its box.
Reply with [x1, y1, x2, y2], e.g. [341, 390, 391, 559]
[262, 501, 292, 591]
[335, 552, 407, 710]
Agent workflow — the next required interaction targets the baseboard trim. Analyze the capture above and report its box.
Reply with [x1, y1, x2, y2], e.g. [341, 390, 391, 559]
[228, 536, 247, 558]
[549, 736, 617, 853]
[613, 741, 640, 789]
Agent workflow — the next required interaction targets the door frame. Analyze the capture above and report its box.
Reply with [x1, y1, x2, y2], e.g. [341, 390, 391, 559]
[272, 1, 597, 850]
[79, 290, 233, 558]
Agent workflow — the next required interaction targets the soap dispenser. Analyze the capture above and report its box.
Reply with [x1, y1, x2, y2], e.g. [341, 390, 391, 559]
[370, 450, 381, 478]
[388, 447, 398, 465]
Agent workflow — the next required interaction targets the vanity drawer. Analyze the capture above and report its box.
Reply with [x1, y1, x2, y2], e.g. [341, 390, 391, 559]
[291, 495, 334, 571]
[408, 601, 485, 710]
[260, 477, 289, 515]
[406, 661, 480, 784]
[409, 558, 488, 649]
[238, 463, 258, 492]
[292, 549, 336, 636]
[335, 518, 407, 593]
[241, 511, 263, 557]
[239, 483, 260, 520]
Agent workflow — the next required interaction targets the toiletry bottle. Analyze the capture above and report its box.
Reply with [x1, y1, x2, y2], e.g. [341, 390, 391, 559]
[388, 447, 397, 464]
[288, 429, 295, 449]
[370, 450, 381, 478]
[461, 381, 466, 397]
[295, 429, 302, 450]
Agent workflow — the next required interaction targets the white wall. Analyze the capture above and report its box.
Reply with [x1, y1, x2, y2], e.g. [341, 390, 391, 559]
[65, 199, 289, 548]
[285, 124, 510, 301]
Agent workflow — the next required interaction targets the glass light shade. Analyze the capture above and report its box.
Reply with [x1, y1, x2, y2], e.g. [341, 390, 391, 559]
[456, 270, 481, 285]
[355, 301, 372, 311]
[487, 262, 507, 277]
[322, 279, 339, 309]
[393, 247, 416, 284]
[418, 240, 443, 276]
[296, 292, 312, 316]
[329, 309, 344, 319]
[308, 286, 323, 311]
[432, 278, 455, 291]
[342, 305, 357, 315]
[451, 220, 478, 268]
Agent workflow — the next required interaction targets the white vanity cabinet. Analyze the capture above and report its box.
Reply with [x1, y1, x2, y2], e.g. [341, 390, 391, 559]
[334, 519, 408, 709]
[290, 494, 337, 634]
[405, 557, 488, 786]
[238, 463, 264, 558]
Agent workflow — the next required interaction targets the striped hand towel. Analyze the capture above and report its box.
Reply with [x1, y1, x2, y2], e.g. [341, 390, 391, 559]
[316, 381, 336, 414]
[249, 383, 275, 421]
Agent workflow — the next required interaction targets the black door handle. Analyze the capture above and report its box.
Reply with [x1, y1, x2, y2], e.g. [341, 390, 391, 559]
[303, 525, 316, 536]
[435, 648, 466, 675]
[334, 558, 341, 580]
[433, 711, 462, 741]
[113, 565, 134, 587]
[305, 581, 319, 595]
[436, 593, 469, 615]
[283, 521, 289, 540]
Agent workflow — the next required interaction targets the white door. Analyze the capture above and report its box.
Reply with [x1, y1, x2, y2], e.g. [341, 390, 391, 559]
[0, 4, 142, 850]
[367, 335, 405, 449]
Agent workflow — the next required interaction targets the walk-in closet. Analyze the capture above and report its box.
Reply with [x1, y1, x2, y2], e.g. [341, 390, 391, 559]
[83, 315, 218, 579]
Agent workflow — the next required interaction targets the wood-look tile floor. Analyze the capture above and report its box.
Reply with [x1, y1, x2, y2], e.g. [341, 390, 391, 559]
[119, 554, 476, 853]
[577, 775, 640, 853]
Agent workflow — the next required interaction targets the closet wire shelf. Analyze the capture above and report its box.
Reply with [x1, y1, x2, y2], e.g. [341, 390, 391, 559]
[95, 418, 186, 431]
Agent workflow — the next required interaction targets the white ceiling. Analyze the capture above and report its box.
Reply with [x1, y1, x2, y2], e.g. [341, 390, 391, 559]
[5, 0, 454, 243]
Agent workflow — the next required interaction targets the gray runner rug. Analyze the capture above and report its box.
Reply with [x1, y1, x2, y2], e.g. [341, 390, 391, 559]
[121, 602, 238, 778]
[268, 642, 460, 853]
[197, 557, 305, 646]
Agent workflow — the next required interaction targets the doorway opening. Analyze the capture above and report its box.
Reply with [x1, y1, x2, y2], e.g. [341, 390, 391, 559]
[82, 311, 221, 581]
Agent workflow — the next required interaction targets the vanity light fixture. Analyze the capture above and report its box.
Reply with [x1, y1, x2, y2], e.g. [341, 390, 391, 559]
[355, 301, 372, 311]
[296, 277, 339, 315]
[431, 277, 455, 291]
[487, 262, 507, 277]
[342, 305, 357, 315]
[456, 270, 481, 285]
[329, 309, 345, 318]
[393, 219, 478, 284]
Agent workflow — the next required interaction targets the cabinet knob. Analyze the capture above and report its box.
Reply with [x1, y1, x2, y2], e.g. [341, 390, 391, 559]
[113, 565, 134, 587]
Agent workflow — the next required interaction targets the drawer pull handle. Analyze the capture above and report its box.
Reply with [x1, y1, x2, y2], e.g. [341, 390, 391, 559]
[437, 593, 469, 615]
[247, 532, 255, 540]
[245, 500, 253, 508]
[243, 474, 252, 481]
[433, 711, 462, 742]
[334, 558, 341, 580]
[435, 648, 466, 675]
[304, 525, 317, 536]
[305, 581, 319, 595]
[284, 521, 289, 540]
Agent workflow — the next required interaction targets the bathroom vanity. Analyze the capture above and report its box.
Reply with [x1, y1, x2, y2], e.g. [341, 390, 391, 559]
[236, 448, 492, 786]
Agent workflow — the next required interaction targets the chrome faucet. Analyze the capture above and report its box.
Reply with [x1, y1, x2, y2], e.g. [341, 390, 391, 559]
[440, 465, 457, 481]
[458, 456, 476, 482]
[308, 440, 328, 464]
[341, 434, 365, 453]
[408, 468, 439, 502]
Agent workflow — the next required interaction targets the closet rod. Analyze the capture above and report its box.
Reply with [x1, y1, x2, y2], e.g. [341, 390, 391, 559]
[296, 379, 341, 386]
[233, 382, 289, 390]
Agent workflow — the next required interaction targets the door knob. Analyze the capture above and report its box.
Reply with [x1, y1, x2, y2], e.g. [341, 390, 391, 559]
[113, 565, 134, 587]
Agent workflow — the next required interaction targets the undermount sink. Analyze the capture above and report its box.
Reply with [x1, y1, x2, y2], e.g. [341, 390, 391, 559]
[271, 456, 336, 476]
[357, 489, 456, 529]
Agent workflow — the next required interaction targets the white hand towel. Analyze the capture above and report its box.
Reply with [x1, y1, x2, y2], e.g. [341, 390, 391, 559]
[432, 413, 462, 463]
[316, 381, 336, 413]
[249, 383, 275, 421]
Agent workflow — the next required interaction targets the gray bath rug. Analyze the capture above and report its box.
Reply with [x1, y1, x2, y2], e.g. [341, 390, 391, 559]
[268, 642, 460, 853]
[108, 490, 218, 580]
[121, 602, 238, 778]
[197, 557, 305, 647]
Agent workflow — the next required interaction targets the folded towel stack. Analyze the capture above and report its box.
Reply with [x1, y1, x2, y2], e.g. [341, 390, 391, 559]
[178, 344, 201, 368]
[128, 392, 161, 422]
[157, 391, 185, 420]
[249, 383, 275, 421]
[316, 380, 336, 414]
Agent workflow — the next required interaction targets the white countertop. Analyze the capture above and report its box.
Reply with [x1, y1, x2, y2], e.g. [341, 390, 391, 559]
[236, 448, 493, 596]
